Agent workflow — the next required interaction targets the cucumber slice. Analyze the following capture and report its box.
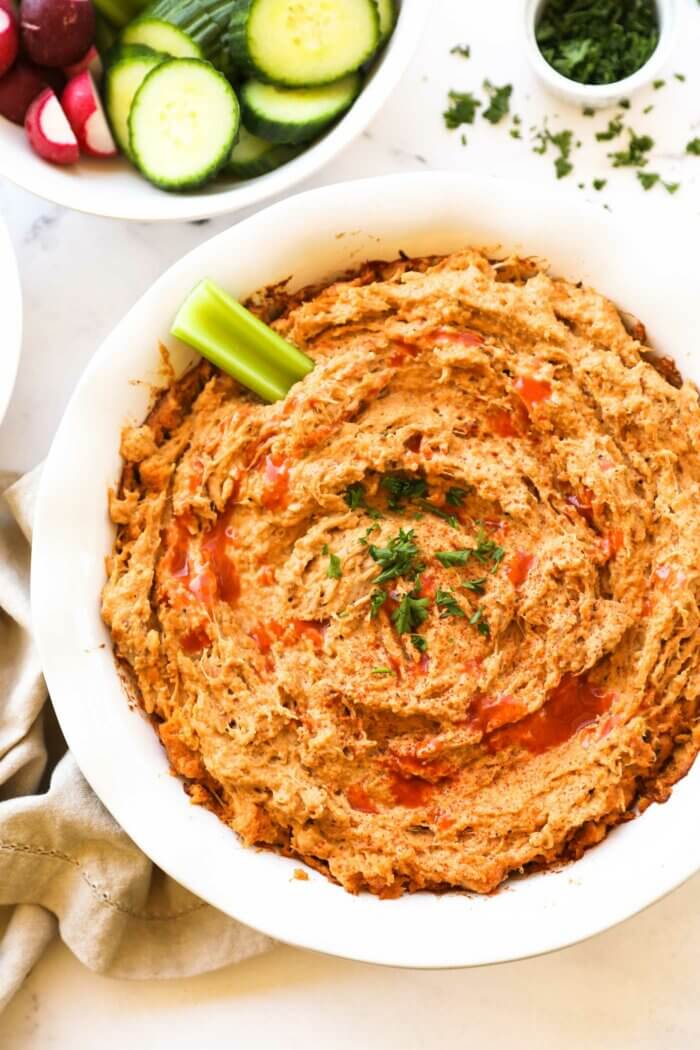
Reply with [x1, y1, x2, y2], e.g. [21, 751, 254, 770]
[228, 127, 302, 177]
[122, 17, 203, 58]
[141, 0, 236, 75]
[375, 0, 396, 43]
[229, 0, 379, 87]
[105, 44, 166, 156]
[240, 74, 360, 144]
[129, 58, 240, 190]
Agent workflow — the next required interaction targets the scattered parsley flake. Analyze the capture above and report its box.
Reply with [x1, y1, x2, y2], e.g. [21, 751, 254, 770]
[450, 43, 471, 58]
[326, 550, 342, 579]
[359, 524, 380, 545]
[410, 634, 428, 653]
[686, 138, 700, 156]
[664, 181, 680, 195]
[510, 128, 522, 139]
[460, 132, 467, 146]
[608, 130, 653, 167]
[582, 106, 595, 117]
[344, 481, 382, 519]
[619, 98, 630, 109]
[674, 73, 686, 82]
[482, 80, 512, 124]
[642, 104, 653, 114]
[371, 667, 395, 676]
[595, 117, 624, 141]
[436, 588, 465, 619]
[443, 90, 481, 130]
[637, 170, 659, 190]
[416, 499, 459, 528]
[653, 79, 665, 90]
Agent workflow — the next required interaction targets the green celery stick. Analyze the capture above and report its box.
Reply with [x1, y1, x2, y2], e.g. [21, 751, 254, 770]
[171, 279, 315, 403]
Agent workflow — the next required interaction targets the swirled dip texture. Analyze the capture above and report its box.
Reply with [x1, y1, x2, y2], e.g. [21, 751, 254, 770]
[102, 249, 700, 896]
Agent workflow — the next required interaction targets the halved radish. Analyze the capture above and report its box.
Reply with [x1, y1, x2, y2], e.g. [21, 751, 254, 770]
[25, 87, 79, 164]
[0, 59, 47, 123]
[61, 70, 116, 157]
[64, 44, 102, 81]
[0, 3, 18, 78]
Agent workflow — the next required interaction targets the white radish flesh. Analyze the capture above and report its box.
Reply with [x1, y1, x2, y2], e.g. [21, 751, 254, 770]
[25, 87, 79, 164]
[0, 6, 18, 78]
[62, 70, 116, 157]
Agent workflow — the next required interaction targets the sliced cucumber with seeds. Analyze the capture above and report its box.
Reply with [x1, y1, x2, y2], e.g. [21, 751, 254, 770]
[129, 58, 240, 190]
[374, 0, 396, 43]
[228, 127, 302, 177]
[122, 17, 203, 58]
[229, 0, 379, 87]
[240, 74, 360, 144]
[140, 0, 236, 75]
[105, 44, 166, 156]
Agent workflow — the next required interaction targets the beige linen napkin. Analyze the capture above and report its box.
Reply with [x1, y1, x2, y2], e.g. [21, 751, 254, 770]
[0, 468, 272, 1013]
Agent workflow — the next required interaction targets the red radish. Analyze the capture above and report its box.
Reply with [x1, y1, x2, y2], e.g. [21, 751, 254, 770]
[0, 58, 46, 122]
[0, 3, 18, 77]
[21, 0, 94, 68]
[0, 0, 17, 16]
[61, 70, 115, 157]
[64, 44, 102, 81]
[25, 87, 79, 164]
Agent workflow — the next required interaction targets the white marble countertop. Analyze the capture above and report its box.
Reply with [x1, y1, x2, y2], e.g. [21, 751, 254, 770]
[3, 1, 700, 1045]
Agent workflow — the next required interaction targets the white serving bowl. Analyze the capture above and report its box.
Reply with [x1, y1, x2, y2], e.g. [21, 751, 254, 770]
[32, 172, 700, 967]
[524, 0, 679, 110]
[0, 1, 425, 223]
[0, 217, 22, 426]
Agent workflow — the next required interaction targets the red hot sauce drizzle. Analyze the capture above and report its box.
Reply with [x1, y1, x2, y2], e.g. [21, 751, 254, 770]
[481, 674, 614, 756]
[514, 375, 552, 412]
[260, 454, 290, 510]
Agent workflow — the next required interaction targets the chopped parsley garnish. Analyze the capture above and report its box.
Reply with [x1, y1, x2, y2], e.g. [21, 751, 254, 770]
[642, 104, 653, 114]
[653, 78, 665, 89]
[674, 73, 686, 82]
[369, 589, 388, 618]
[535, 0, 659, 86]
[664, 181, 680, 195]
[461, 576, 487, 594]
[359, 524, 380, 545]
[343, 481, 382, 519]
[593, 178, 607, 191]
[619, 98, 630, 109]
[410, 634, 428, 653]
[443, 90, 481, 130]
[435, 548, 472, 567]
[482, 81, 512, 125]
[686, 138, 700, 155]
[582, 105, 595, 117]
[381, 473, 428, 510]
[510, 128, 522, 140]
[469, 606, 491, 638]
[471, 524, 506, 569]
[446, 486, 469, 507]
[416, 500, 459, 528]
[369, 528, 424, 584]
[436, 588, 465, 618]
[321, 544, 342, 579]
[392, 592, 430, 635]
[608, 130, 653, 167]
[595, 117, 623, 141]
[371, 667, 395, 676]
[450, 43, 471, 58]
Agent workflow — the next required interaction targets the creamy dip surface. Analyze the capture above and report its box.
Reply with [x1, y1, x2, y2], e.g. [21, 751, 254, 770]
[102, 249, 700, 896]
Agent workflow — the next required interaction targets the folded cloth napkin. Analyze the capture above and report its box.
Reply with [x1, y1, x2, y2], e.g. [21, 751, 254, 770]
[0, 468, 272, 1013]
